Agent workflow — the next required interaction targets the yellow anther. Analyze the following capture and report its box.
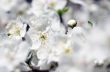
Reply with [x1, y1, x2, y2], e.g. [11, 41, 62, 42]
[39, 32, 47, 41]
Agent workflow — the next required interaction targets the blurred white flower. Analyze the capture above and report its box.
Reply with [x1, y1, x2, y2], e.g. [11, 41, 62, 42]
[55, 65, 83, 72]
[6, 20, 27, 40]
[0, 34, 31, 72]
[31, 0, 46, 16]
[29, 15, 51, 32]
[47, 0, 67, 10]
[0, 0, 17, 11]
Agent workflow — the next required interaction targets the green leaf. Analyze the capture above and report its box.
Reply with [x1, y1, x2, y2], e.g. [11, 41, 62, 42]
[57, 7, 69, 15]
[63, 7, 69, 13]
[57, 9, 63, 15]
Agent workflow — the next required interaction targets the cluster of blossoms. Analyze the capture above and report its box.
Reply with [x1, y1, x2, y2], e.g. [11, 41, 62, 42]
[0, 0, 110, 72]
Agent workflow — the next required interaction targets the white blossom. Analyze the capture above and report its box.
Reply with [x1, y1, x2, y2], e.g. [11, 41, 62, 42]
[6, 20, 27, 40]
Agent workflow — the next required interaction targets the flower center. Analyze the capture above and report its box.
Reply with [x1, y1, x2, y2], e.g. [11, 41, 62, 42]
[49, 1, 56, 7]
[64, 47, 72, 54]
[39, 32, 47, 42]
[7, 24, 21, 37]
